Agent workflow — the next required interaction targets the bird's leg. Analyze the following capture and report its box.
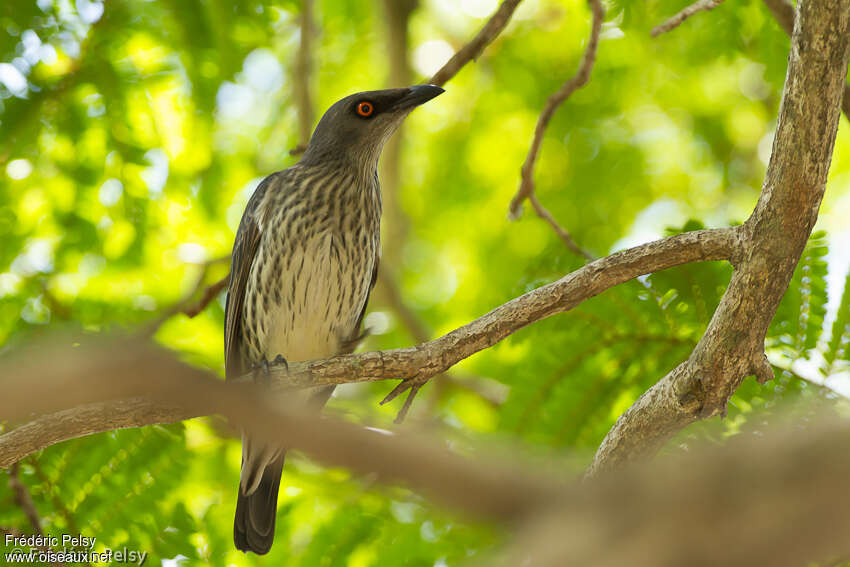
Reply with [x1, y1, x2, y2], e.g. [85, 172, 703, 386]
[271, 354, 289, 371]
[251, 355, 289, 387]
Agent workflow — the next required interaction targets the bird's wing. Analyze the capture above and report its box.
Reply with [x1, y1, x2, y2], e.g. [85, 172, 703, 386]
[340, 254, 380, 355]
[224, 175, 275, 380]
[357, 255, 379, 331]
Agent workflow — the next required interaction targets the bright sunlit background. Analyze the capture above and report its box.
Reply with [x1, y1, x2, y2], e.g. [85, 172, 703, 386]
[1, 0, 849, 564]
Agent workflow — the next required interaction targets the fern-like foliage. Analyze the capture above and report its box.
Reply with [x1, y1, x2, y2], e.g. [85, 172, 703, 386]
[824, 268, 850, 375]
[496, 226, 848, 452]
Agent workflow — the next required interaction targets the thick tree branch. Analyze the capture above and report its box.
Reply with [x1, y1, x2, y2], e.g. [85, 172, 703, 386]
[491, 420, 850, 567]
[651, 0, 726, 37]
[0, 228, 738, 467]
[0, 339, 558, 523]
[429, 0, 523, 87]
[507, 0, 604, 261]
[4, 340, 850, 566]
[761, 0, 850, 122]
[589, 0, 850, 474]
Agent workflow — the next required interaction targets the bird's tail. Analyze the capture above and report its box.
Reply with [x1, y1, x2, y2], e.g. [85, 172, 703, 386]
[233, 385, 335, 554]
[234, 442, 285, 555]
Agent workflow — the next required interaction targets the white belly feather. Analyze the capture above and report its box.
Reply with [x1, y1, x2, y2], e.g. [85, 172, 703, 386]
[262, 231, 367, 363]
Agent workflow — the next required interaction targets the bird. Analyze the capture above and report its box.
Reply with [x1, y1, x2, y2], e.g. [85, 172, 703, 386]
[224, 84, 444, 555]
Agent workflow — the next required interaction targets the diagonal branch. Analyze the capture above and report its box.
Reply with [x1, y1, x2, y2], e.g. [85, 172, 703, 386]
[651, 0, 726, 37]
[429, 0, 524, 87]
[528, 194, 594, 260]
[7, 463, 67, 567]
[9, 463, 42, 535]
[507, 0, 604, 260]
[589, 0, 850, 475]
[0, 227, 738, 467]
[142, 256, 229, 337]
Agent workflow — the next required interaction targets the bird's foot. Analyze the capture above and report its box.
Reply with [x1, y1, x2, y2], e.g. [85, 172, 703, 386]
[251, 354, 289, 387]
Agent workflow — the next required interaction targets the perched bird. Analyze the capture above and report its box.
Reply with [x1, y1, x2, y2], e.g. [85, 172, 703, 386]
[225, 84, 444, 554]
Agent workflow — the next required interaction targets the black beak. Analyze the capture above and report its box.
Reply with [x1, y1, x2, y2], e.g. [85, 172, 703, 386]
[391, 84, 445, 111]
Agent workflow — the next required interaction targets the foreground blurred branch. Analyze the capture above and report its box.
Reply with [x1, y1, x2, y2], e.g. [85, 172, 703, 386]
[0, 227, 737, 467]
[489, 420, 850, 567]
[589, 0, 850, 474]
[3, 339, 850, 566]
[0, 339, 556, 522]
[507, 0, 604, 260]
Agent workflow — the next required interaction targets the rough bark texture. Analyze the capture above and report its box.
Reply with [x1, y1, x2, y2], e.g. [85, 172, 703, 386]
[0, 229, 737, 467]
[762, 0, 850, 121]
[588, 0, 850, 475]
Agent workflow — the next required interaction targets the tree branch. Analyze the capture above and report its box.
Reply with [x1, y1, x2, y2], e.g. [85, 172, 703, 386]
[5, 339, 850, 566]
[761, 0, 794, 34]
[290, 0, 315, 156]
[0, 228, 738, 467]
[507, 0, 604, 261]
[379, 0, 416, 268]
[141, 256, 229, 337]
[527, 194, 594, 260]
[589, 0, 850, 475]
[0, 339, 558, 523]
[429, 0, 523, 87]
[7, 463, 66, 567]
[9, 463, 43, 535]
[651, 0, 726, 37]
[761, 0, 850, 123]
[375, 271, 505, 421]
[490, 419, 850, 567]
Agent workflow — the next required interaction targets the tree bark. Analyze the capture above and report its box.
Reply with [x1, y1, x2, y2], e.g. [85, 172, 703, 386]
[0, 229, 737, 467]
[588, 0, 850, 475]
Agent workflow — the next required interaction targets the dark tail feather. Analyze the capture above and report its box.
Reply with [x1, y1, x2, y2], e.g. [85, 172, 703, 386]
[234, 454, 285, 555]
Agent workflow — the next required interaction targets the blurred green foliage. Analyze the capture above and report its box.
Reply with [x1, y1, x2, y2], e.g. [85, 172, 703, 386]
[1, 0, 849, 565]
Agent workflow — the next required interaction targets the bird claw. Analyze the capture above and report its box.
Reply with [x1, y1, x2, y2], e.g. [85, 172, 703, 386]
[271, 354, 289, 371]
[251, 354, 289, 387]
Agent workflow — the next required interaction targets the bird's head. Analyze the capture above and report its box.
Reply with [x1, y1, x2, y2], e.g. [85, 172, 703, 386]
[300, 85, 444, 170]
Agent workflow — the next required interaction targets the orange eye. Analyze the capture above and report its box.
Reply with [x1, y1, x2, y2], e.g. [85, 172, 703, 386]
[356, 101, 374, 117]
